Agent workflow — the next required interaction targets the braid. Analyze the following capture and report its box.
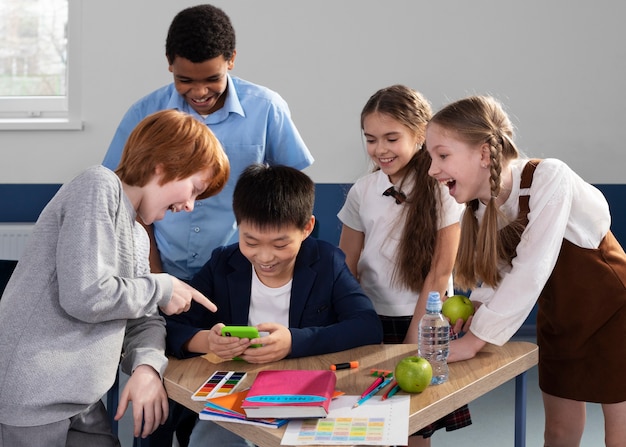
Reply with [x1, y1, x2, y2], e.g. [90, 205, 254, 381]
[487, 136, 503, 198]
[431, 95, 523, 289]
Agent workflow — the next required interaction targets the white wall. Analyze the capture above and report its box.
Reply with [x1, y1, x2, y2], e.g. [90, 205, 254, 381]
[1, 0, 625, 184]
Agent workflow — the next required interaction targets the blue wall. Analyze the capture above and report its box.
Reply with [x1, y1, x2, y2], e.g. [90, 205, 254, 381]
[0, 183, 626, 245]
[3, 183, 624, 247]
[2, 182, 625, 337]
[315, 184, 626, 247]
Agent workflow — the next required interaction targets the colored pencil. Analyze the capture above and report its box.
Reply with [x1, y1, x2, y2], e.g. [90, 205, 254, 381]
[381, 381, 400, 400]
[352, 376, 394, 408]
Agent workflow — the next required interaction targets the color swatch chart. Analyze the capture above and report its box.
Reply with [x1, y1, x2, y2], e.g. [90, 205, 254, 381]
[192, 370, 247, 401]
[281, 395, 409, 445]
[297, 416, 385, 443]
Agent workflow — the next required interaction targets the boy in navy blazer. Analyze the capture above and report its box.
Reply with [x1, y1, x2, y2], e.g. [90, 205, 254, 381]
[164, 164, 382, 447]
[165, 164, 382, 360]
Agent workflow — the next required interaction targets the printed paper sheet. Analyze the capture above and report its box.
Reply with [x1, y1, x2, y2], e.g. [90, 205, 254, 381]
[281, 395, 409, 445]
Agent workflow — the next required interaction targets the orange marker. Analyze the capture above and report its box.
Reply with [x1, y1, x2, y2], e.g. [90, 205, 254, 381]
[330, 361, 359, 371]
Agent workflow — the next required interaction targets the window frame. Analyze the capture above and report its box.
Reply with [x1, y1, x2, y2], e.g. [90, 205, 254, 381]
[0, 0, 82, 131]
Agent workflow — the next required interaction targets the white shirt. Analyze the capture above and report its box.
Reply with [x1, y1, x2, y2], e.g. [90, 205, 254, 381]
[338, 169, 463, 316]
[248, 267, 291, 327]
[469, 158, 610, 345]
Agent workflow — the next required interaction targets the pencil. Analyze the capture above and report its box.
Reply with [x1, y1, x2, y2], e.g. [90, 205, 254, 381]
[359, 374, 385, 398]
[381, 381, 400, 400]
[352, 376, 394, 408]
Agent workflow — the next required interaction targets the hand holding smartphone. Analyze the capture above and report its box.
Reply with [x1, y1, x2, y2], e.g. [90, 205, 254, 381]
[221, 325, 263, 361]
[221, 325, 263, 350]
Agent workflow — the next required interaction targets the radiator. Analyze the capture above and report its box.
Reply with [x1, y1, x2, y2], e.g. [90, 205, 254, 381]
[0, 223, 35, 261]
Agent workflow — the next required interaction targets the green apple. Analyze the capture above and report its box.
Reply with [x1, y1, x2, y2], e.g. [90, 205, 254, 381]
[394, 356, 432, 393]
[442, 294, 474, 325]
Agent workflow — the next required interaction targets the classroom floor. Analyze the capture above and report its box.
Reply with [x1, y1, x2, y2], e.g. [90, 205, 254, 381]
[115, 335, 606, 447]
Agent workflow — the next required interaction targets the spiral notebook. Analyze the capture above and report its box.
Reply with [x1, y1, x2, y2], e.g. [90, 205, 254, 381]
[281, 394, 409, 445]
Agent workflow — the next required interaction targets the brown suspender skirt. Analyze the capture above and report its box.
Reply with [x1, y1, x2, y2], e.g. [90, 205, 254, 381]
[517, 160, 626, 403]
[538, 231, 626, 403]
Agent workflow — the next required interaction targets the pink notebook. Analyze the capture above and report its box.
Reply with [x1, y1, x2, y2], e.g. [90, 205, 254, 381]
[241, 369, 337, 419]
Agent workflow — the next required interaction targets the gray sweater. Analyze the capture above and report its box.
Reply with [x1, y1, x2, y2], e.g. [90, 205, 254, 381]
[0, 166, 173, 426]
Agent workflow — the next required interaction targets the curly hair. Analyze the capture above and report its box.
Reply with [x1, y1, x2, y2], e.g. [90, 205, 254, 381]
[165, 4, 236, 64]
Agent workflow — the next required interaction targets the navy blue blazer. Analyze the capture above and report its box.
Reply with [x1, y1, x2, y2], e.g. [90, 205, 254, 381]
[165, 237, 383, 359]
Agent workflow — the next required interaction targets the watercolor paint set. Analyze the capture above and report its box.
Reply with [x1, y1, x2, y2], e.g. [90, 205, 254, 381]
[191, 370, 247, 401]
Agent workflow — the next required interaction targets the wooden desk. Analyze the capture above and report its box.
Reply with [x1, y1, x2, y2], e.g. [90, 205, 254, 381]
[164, 341, 538, 447]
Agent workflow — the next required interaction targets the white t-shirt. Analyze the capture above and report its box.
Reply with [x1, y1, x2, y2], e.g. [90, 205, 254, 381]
[247, 267, 291, 327]
[468, 158, 610, 345]
[338, 169, 463, 316]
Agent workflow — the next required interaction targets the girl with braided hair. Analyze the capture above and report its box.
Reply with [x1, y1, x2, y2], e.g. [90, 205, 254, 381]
[426, 95, 626, 446]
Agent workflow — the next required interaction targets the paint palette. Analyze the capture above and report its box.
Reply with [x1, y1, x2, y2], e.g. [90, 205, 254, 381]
[191, 370, 247, 401]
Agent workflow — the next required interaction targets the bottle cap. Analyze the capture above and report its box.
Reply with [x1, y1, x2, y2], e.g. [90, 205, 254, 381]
[426, 291, 442, 312]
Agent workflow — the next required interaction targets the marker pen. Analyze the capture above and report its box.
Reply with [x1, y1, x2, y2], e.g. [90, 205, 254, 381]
[330, 361, 359, 371]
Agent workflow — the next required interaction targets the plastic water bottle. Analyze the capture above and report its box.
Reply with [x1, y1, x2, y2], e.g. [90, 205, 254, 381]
[418, 291, 450, 384]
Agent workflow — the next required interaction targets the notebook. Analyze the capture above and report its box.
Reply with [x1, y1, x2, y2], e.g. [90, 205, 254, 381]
[241, 369, 337, 419]
[200, 389, 288, 428]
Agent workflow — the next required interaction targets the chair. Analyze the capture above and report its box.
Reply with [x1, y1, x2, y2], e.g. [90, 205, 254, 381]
[0, 260, 17, 297]
[106, 368, 121, 435]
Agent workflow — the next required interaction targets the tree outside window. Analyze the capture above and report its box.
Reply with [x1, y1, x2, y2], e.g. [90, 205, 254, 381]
[0, 0, 80, 130]
[0, 0, 68, 97]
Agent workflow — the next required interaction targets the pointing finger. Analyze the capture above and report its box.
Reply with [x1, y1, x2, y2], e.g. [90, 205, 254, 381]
[192, 292, 217, 312]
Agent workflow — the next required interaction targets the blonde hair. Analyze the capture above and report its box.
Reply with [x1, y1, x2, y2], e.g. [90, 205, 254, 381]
[429, 96, 521, 289]
[115, 110, 229, 200]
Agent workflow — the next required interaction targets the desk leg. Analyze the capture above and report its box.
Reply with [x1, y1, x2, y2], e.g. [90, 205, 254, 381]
[514, 371, 528, 447]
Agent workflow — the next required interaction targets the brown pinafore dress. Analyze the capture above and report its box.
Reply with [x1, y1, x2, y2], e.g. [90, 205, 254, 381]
[516, 160, 626, 403]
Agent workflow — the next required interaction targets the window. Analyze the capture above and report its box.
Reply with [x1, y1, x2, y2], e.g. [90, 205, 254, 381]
[0, 0, 82, 130]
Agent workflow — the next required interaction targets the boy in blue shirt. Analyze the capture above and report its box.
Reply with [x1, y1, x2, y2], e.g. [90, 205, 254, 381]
[165, 164, 383, 447]
[103, 7, 312, 441]
[102, 4, 313, 282]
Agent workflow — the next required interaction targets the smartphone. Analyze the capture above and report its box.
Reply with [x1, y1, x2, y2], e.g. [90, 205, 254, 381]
[221, 325, 262, 348]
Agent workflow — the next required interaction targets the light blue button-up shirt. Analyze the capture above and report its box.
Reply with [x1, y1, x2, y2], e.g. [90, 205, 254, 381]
[103, 75, 313, 280]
